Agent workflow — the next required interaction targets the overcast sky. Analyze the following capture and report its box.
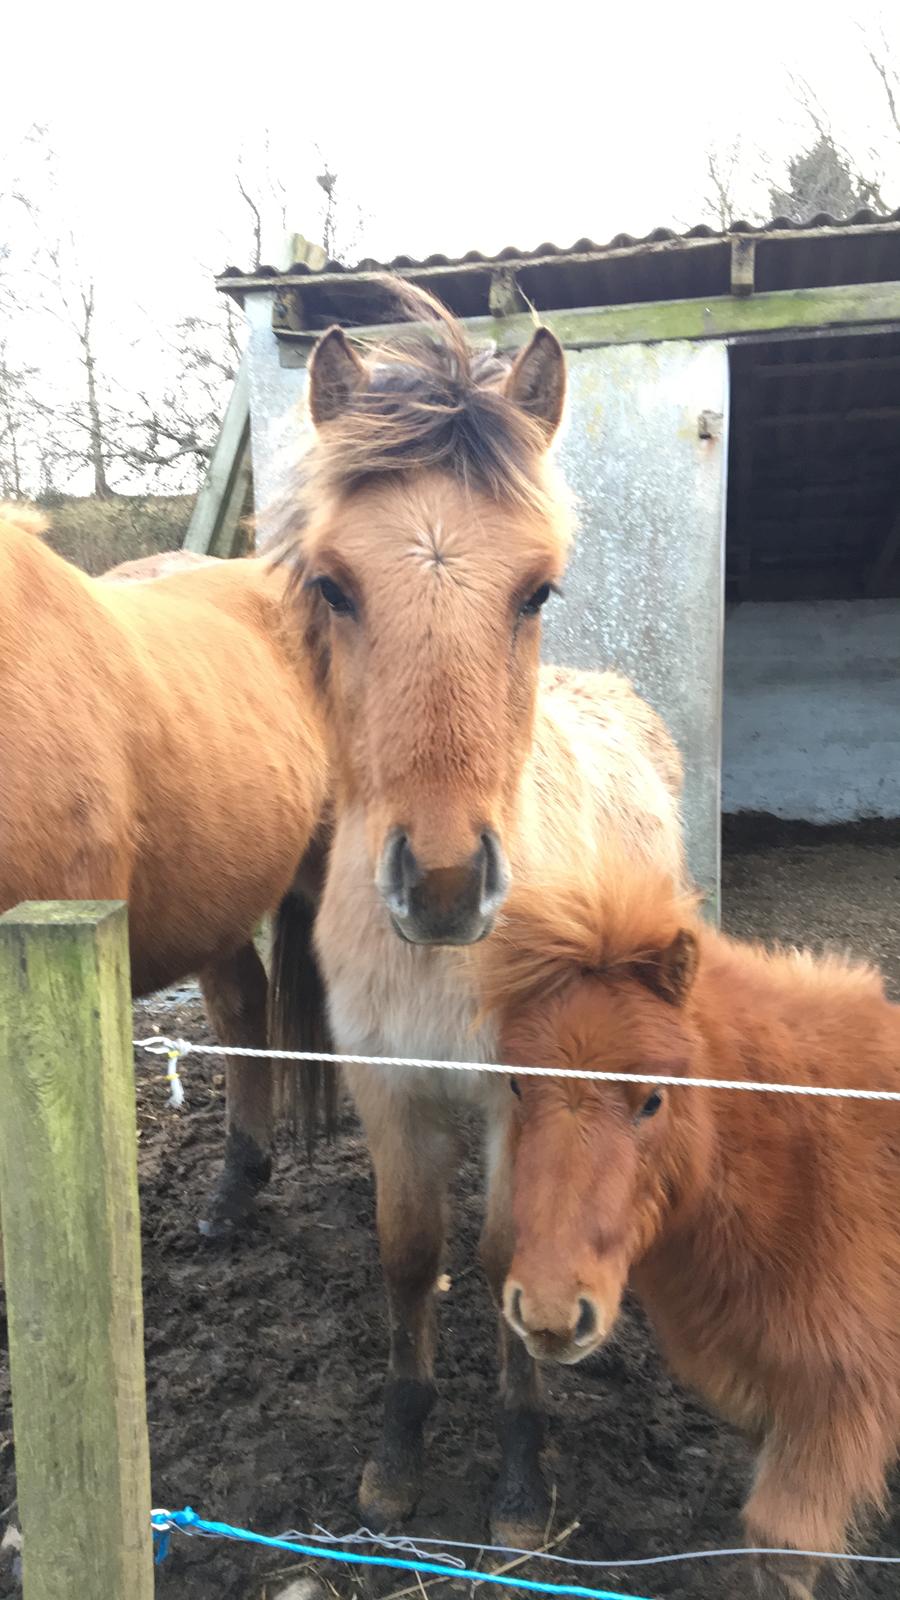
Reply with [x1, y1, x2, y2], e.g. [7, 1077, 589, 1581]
[2, 1, 899, 488]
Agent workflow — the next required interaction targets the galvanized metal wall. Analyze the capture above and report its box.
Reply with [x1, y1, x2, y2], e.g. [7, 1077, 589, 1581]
[545, 342, 729, 907]
[243, 296, 728, 906]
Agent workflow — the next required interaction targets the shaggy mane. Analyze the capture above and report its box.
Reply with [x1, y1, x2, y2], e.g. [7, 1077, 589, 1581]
[479, 857, 702, 1019]
[269, 280, 573, 556]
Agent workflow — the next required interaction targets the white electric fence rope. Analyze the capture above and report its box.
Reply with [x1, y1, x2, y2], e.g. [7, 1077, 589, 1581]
[134, 1035, 900, 1103]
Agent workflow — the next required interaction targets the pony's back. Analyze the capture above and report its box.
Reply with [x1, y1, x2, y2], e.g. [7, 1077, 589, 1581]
[516, 666, 685, 889]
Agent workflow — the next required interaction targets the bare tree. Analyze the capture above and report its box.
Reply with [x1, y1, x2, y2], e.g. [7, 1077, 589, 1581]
[0, 345, 36, 498]
[119, 305, 243, 488]
[703, 141, 746, 228]
[858, 23, 900, 143]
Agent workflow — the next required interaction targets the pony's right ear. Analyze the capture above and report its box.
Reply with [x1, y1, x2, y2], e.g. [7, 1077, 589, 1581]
[307, 326, 368, 426]
[640, 929, 699, 1008]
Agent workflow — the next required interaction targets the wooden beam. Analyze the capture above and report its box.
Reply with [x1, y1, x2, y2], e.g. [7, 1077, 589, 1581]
[752, 353, 900, 379]
[755, 405, 900, 427]
[726, 562, 879, 602]
[730, 236, 756, 297]
[866, 501, 900, 595]
[0, 902, 153, 1600]
[272, 280, 900, 357]
[184, 356, 252, 558]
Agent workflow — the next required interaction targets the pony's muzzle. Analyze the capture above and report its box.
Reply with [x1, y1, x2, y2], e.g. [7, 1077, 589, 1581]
[377, 827, 509, 945]
[503, 1279, 605, 1366]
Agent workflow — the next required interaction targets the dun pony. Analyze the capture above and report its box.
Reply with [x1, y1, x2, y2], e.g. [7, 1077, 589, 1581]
[270, 287, 686, 1542]
[483, 860, 900, 1599]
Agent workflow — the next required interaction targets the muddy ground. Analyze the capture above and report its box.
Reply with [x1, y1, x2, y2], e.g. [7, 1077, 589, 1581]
[2, 823, 900, 1599]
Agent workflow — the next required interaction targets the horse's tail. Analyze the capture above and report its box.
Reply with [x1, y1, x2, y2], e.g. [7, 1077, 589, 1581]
[267, 890, 338, 1156]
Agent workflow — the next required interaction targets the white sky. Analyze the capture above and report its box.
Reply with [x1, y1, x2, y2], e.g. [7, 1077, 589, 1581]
[2, 1, 900, 488]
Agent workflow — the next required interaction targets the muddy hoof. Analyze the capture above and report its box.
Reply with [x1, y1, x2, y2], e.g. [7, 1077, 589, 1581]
[359, 1458, 419, 1528]
[199, 1134, 272, 1238]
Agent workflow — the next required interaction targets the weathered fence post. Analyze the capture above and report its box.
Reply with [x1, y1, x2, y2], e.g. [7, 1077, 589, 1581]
[0, 901, 153, 1600]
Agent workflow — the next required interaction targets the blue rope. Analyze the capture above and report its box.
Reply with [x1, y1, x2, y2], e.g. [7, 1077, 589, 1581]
[152, 1507, 655, 1600]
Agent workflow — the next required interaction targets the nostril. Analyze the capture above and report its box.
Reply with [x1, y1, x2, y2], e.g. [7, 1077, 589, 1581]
[574, 1297, 597, 1345]
[510, 1288, 524, 1330]
[398, 834, 421, 892]
[379, 829, 418, 917]
[479, 829, 510, 916]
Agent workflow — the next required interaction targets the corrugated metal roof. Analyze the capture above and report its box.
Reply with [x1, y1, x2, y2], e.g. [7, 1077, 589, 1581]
[219, 216, 900, 597]
[218, 211, 900, 330]
[220, 209, 900, 281]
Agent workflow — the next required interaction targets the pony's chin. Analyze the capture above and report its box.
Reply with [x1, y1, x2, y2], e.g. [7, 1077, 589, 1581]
[520, 1331, 605, 1367]
[388, 912, 495, 947]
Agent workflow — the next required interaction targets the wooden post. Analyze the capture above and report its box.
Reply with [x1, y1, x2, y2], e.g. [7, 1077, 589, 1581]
[183, 355, 253, 558]
[0, 902, 153, 1600]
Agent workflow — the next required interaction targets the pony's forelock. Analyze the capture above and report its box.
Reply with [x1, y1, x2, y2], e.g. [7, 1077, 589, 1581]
[479, 859, 702, 1020]
[265, 280, 573, 568]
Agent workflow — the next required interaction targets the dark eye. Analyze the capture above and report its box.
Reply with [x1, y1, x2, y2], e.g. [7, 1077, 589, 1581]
[638, 1090, 663, 1120]
[509, 1077, 521, 1098]
[520, 582, 553, 617]
[313, 576, 355, 616]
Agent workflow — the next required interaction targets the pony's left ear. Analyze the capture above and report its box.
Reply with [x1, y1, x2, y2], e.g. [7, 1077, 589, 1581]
[642, 929, 699, 1007]
[503, 328, 566, 441]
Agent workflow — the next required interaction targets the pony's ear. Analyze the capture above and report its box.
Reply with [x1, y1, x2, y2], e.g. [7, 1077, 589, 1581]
[307, 326, 368, 426]
[503, 327, 566, 441]
[640, 929, 699, 1007]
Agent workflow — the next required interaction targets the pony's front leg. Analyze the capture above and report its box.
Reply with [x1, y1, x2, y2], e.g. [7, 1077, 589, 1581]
[348, 1065, 461, 1527]
[199, 942, 273, 1238]
[743, 1411, 885, 1600]
[480, 1120, 549, 1548]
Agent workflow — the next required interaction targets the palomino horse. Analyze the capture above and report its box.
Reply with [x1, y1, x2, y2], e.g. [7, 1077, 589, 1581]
[270, 288, 685, 1541]
[0, 507, 329, 1235]
[486, 862, 900, 1599]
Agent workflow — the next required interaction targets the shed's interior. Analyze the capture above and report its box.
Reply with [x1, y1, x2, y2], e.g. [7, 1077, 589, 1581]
[726, 329, 900, 603]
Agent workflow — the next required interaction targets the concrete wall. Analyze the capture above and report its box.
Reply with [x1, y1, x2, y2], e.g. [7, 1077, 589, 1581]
[723, 598, 900, 821]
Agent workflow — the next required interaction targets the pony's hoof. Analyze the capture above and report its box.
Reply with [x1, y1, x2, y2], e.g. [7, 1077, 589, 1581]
[199, 1136, 273, 1238]
[359, 1459, 418, 1528]
[198, 1177, 258, 1240]
[197, 1209, 243, 1241]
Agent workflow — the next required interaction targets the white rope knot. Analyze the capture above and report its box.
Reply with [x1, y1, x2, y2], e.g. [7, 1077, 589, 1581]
[165, 1043, 189, 1109]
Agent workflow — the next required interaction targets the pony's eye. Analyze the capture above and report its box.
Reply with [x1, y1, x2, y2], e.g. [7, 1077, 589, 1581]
[509, 1077, 521, 1098]
[639, 1090, 663, 1120]
[313, 576, 355, 616]
[520, 582, 553, 617]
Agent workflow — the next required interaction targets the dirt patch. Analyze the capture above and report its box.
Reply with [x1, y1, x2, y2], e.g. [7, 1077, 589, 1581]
[1, 836, 899, 1599]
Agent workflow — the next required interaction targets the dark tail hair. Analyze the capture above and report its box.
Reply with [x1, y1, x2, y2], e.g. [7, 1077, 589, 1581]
[267, 891, 338, 1157]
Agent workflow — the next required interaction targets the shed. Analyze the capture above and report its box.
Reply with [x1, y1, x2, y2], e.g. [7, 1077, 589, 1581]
[219, 213, 900, 910]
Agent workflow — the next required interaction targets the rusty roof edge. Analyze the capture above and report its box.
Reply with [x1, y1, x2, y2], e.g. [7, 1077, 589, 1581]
[217, 212, 900, 295]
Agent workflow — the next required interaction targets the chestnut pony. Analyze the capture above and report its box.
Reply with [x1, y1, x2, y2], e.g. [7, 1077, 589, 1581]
[271, 288, 685, 1541]
[484, 863, 900, 1598]
[0, 508, 328, 1235]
